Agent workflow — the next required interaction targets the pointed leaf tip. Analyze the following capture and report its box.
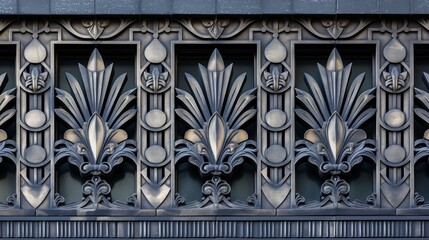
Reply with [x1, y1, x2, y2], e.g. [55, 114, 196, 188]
[88, 113, 105, 161]
[208, 113, 226, 161]
[326, 48, 343, 71]
[87, 48, 105, 72]
[207, 48, 225, 72]
[327, 112, 345, 161]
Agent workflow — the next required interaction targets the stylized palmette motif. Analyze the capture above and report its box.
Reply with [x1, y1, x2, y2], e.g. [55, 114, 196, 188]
[54, 49, 137, 209]
[175, 49, 257, 208]
[383, 67, 408, 92]
[414, 73, 429, 207]
[143, 67, 169, 92]
[0, 73, 17, 208]
[295, 48, 376, 208]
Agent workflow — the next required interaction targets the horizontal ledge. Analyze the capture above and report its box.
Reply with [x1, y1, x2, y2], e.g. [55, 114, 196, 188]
[0, 208, 427, 218]
[4, 0, 426, 15]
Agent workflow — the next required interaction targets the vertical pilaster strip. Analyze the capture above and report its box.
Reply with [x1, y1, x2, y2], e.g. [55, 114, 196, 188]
[250, 20, 301, 208]
[370, 19, 420, 208]
[13, 20, 56, 208]
[136, 19, 180, 208]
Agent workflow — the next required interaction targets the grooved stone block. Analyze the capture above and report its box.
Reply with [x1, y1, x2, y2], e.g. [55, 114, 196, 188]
[18, 0, 49, 14]
[337, 0, 379, 14]
[262, 0, 292, 14]
[0, 0, 17, 14]
[172, 0, 215, 14]
[293, 0, 336, 14]
[96, 0, 139, 14]
[140, 0, 171, 14]
[217, 0, 261, 14]
[380, 0, 410, 14]
[413, 0, 429, 13]
[51, 0, 95, 14]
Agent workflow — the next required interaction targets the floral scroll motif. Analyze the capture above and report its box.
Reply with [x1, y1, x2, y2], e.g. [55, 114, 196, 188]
[54, 49, 137, 209]
[178, 18, 254, 39]
[59, 19, 134, 40]
[298, 19, 371, 39]
[295, 48, 376, 208]
[175, 49, 257, 208]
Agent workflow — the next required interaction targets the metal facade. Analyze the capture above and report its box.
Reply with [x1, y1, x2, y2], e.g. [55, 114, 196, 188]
[1, 12, 429, 237]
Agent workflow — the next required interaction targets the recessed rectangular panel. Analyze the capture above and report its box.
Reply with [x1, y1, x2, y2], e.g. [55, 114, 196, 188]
[174, 44, 257, 204]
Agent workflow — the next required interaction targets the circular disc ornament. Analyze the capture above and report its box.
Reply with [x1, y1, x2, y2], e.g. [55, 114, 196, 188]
[25, 110, 46, 128]
[265, 109, 287, 128]
[145, 145, 167, 164]
[146, 109, 167, 128]
[265, 145, 287, 164]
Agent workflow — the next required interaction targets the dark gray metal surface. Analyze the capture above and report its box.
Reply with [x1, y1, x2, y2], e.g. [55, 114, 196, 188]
[1, 12, 429, 238]
[0, 0, 426, 15]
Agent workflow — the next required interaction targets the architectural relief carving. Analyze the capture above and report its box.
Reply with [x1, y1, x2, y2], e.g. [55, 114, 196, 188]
[178, 18, 253, 39]
[370, 19, 416, 208]
[0, 73, 16, 208]
[175, 49, 257, 208]
[137, 19, 176, 209]
[0, 15, 428, 237]
[54, 49, 136, 208]
[15, 19, 56, 209]
[59, 19, 134, 40]
[295, 48, 376, 207]
[298, 18, 371, 39]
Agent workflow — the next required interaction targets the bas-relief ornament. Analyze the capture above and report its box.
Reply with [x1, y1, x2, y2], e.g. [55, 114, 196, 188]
[376, 19, 413, 208]
[23, 67, 48, 93]
[0, 16, 427, 222]
[298, 18, 371, 39]
[414, 73, 429, 207]
[16, 19, 54, 209]
[0, 19, 14, 33]
[255, 19, 294, 208]
[54, 49, 137, 209]
[202, 18, 230, 39]
[263, 67, 289, 93]
[144, 38, 167, 64]
[138, 19, 174, 209]
[0, 73, 17, 208]
[143, 67, 168, 93]
[178, 18, 254, 39]
[417, 18, 429, 33]
[264, 38, 287, 64]
[382, 67, 408, 92]
[59, 19, 134, 40]
[175, 49, 257, 208]
[295, 48, 376, 208]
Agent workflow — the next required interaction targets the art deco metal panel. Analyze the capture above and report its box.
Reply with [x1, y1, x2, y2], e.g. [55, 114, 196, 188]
[1, 16, 429, 237]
